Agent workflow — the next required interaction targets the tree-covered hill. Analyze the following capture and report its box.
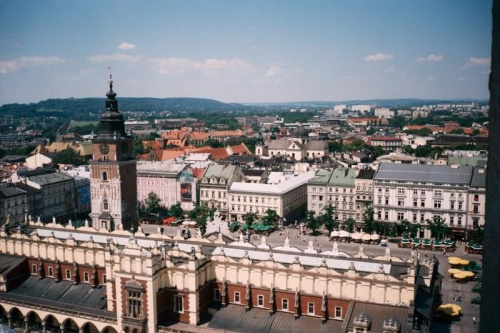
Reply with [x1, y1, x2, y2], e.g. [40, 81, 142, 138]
[0, 97, 243, 119]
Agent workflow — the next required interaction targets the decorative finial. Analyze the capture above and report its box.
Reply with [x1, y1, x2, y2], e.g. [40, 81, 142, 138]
[107, 66, 113, 88]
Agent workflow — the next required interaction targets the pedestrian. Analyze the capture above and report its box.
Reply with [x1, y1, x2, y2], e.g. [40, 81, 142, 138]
[302, 236, 306, 242]
[458, 295, 462, 302]
[473, 317, 476, 325]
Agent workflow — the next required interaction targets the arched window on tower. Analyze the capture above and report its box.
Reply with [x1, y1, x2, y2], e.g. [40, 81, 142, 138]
[103, 199, 109, 211]
[102, 171, 108, 181]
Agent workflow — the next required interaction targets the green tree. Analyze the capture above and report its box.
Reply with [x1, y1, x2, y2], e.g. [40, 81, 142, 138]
[188, 203, 215, 235]
[361, 205, 375, 233]
[263, 209, 279, 227]
[304, 210, 321, 235]
[427, 216, 448, 240]
[205, 138, 224, 148]
[52, 147, 85, 165]
[343, 217, 355, 233]
[399, 220, 419, 237]
[242, 212, 258, 227]
[144, 192, 162, 216]
[319, 204, 338, 232]
[328, 140, 343, 153]
[169, 202, 184, 219]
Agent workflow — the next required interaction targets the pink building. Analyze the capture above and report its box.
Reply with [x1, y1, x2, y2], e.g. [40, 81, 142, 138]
[136, 161, 197, 212]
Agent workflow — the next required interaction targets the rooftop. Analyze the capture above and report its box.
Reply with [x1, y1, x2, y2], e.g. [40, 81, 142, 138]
[374, 163, 473, 185]
[230, 171, 315, 195]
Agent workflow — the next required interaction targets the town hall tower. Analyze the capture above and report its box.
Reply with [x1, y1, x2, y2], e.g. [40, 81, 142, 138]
[89, 75, 137, 231]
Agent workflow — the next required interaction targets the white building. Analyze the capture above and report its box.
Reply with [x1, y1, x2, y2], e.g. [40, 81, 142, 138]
[373, 163, 473, 238]
[374, 108, 395, 119]
[228, 171, 315, 223]
[467, 167, 486, 230]
[350, 105, 372, 113]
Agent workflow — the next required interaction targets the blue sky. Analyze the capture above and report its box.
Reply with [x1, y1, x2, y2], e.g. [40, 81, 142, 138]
[0, 0, 492, 104]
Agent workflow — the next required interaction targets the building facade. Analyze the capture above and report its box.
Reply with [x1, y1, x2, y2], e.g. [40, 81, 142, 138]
[308, 168, 357, 223]
[373, 163, 473, 238]
[137, 161, 197, 212]
[228, 171, 315, 224]
[467, 166, 486, 231]
[355, 169, 375, 223]
[199, 164, 244, 215]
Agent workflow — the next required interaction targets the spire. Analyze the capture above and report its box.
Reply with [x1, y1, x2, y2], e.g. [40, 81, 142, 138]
[106, 73, 117, 101]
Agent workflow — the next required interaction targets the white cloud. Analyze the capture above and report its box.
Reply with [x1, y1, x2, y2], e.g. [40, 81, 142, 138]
[79, 68, 94, 76]
[266, 65, 284, 77]
[150, 57, 252, 75]
[0, 56, 65, 74]
[89, 53, 142, 63]
[469, 57, 490, 66]
[383, 66, 395, 73]
[118, 42, 136, 50]
[461, 57, 491, 69]
[364, 53, 394, 62]
[416, 54, 443, 62]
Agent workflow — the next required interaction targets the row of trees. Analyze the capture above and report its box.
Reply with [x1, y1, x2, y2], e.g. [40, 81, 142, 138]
[302, 204, 481, 241]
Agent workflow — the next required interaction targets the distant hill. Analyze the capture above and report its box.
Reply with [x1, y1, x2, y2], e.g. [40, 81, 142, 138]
[0, 97, 243, 119]
[245, 98, 488, 108]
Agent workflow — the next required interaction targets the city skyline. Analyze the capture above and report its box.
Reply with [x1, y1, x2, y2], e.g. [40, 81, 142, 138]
[0, 0, 493, 105]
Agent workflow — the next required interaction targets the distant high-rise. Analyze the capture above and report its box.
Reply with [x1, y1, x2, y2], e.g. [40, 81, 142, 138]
[89, 76, 137, 231]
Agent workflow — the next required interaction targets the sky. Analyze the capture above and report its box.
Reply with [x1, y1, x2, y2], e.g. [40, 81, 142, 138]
[0, 0, 493, 105]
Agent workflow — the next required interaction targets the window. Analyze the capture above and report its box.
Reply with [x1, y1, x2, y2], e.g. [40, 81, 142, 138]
[174, 295, 184, 313]
[214, 289, 221, 301]
[397, 188, 405, 194]
[413, 199, 418, 207]
[397, 212, 404, 221]
[308, 302, 315, 314]
[65, 269, 71, 279]
[282, 299, 289, 310]
[473, 204, 479, 214]
[335, 306, 342, 318]
[31, 264, 37, 274]
[421, 200, 425, 207]
[474, 194, 479, 202]
[102, 171, 108, 181]
[48, 266, 53, 277]
[102, 274, 107, 284]
[413, 189, 418, 195]
[128, 291, 142, 317]
[257, 295, 264, 307]
[377, 211, 381, 219]
[434, 190, 442, 197]
[385, 212, 389, 220]
[413, 213, 417, 222]
[450, 216, 454, 225]
[397, 199, 404, 207]
[234, 291, 241, 303]
[421, 189, 426, 195]
[434, 201, 441, 209]
[450, 201, 455, 210]
[103, 199, 109, 211]
[458, 202, 463, 210]
[385, 198, 389, 205]
[84, 272, 89, 282]
[458, 217, 462, 225]
[378, 197, 382, 204]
